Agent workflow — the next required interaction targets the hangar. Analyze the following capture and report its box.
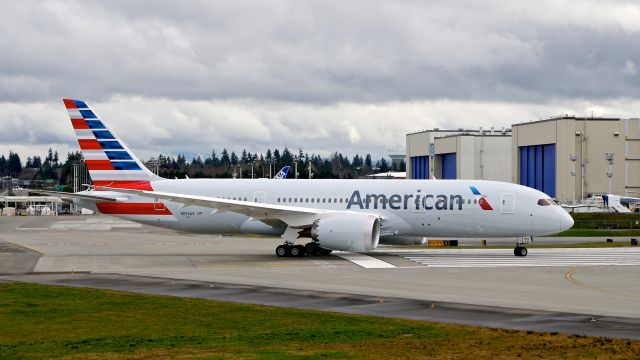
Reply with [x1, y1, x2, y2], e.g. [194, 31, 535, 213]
[512, 116, 640, 203]
[405, 116, 640, 203]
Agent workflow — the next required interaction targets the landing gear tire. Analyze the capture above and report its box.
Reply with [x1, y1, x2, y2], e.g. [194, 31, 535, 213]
[514, 246, 528, 257]
[304, 242, 318, 255]
[291, 245, 306, 257]
[276, 245, 290, 257]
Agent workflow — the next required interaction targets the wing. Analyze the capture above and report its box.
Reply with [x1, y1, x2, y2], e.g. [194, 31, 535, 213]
[94, 186, 345, 227]
[32, 190, 118, 203]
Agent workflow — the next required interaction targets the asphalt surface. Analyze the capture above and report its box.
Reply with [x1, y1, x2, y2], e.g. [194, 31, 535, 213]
[1, 215, 639, 339]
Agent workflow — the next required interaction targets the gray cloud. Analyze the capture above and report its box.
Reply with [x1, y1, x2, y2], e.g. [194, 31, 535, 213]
[0, 0, 638, 103]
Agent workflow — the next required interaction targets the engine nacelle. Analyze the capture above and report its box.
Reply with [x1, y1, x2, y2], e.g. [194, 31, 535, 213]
[379, 236, 427, 246]
[311, 213, 380, 252]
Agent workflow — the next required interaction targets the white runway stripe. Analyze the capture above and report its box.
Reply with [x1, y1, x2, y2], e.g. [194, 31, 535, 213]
[385, 248, 640, 268]
[335, 252, 396, 268]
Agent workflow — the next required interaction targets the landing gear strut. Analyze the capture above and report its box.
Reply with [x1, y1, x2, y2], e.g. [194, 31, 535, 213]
[513, 236, 532, 257]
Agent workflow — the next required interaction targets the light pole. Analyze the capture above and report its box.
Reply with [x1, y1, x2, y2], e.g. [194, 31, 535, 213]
[569, 154, 577, 204]
[605, 153, 614, 194]
[294, 155, 298, 179]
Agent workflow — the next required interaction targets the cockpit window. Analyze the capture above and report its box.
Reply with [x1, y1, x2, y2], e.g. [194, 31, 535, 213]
[537, 199, 552, 206]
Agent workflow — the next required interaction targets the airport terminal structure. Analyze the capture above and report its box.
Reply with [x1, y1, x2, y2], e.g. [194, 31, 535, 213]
[407, 116, 640, 203]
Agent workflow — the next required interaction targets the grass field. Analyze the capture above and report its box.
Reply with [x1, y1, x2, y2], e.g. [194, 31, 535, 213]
[0, 283, 638, 359]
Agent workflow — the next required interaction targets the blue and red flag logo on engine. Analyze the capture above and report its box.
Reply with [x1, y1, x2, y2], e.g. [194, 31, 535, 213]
[469, 186, 493, 210]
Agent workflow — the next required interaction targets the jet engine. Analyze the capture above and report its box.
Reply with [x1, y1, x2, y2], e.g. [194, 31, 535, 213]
[310, 213, 380, 252]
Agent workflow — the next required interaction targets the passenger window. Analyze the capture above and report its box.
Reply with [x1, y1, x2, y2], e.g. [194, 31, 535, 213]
[322, 198, 326, 203]
[311, 198, 314, 203]
[473, 199, 477, 204]
[340, 198, 343, 203]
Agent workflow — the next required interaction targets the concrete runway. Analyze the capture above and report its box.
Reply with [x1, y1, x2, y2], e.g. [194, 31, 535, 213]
[1, 215, 639, 339]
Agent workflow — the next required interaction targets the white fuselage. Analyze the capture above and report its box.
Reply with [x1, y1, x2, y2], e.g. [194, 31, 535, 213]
[76, 178, 574, 239]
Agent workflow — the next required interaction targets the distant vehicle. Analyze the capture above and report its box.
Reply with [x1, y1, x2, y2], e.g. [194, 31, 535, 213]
[39, 99, 573, 257]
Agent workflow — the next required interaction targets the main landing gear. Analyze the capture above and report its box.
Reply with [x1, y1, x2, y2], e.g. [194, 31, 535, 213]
[275, 242, 332, 257]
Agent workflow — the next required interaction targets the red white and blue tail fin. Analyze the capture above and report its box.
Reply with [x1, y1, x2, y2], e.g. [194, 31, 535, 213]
[63, 99, 162, 190]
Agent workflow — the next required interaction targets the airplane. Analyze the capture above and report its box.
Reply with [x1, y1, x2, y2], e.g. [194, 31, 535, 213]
[273, 166, 290, 179]
[40, 99, 574, 258]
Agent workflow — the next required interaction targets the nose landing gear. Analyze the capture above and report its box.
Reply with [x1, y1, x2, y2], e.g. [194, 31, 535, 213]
[513, 236, 532, 257]
[514, 246, 528, 257]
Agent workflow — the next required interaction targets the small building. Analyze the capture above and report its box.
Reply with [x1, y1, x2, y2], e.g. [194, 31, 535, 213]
[511, 116, 640, 202]
[406, 127, 511, 180]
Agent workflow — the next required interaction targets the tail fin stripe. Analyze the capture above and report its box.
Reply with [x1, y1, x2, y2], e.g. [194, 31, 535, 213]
[79, 110, 97, 118]
[105, 151, 133, 160]
[86, 120, 106, 129]
[92, 130, 115, 139]
[75, 129, 97, 139]
[71, 119, 90, 129]
[83, 150, 109, 160]
[112, 162, 142, 171]
[98, 141, 124, 150]
[78, 139, 102, 150]
[63, 99, 78, 109]
[73, 100, 89, 109]
[86, 160, 115, 170]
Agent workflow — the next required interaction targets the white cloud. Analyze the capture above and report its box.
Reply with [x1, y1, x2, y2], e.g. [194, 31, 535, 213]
[2, 97, 639, 162]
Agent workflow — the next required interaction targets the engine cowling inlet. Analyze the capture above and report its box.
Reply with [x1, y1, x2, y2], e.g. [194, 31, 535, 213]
[310, 213, 380, 252]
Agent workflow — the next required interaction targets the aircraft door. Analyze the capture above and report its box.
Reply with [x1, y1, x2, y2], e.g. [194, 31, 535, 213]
[253, 191, 266, 203]
[501, 193, 515, 214]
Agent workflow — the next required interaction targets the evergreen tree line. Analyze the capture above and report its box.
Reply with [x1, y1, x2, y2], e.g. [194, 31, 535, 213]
[0, 147, 405, 190]
[151, 147, 404, 179]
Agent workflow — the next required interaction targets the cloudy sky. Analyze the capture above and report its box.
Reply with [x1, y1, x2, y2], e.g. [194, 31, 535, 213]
[1, 0, 639, 161]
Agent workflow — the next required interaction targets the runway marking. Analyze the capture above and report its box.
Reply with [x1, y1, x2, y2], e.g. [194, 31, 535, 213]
[334, 252, 396, 268]
[387, 248, 640, 268]
[565, 267, 640, 299]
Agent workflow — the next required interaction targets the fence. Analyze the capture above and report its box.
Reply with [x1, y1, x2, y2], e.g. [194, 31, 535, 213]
[572, 220, 640, 230]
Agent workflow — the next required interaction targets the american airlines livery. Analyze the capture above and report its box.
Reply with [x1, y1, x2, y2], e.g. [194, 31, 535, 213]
[42, 99, 574, 258]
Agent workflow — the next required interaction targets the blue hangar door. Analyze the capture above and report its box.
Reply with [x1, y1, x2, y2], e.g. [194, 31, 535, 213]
[411, 156, 429, 179]
[518, 144, 556, 197]
[441, 153, 456, 179]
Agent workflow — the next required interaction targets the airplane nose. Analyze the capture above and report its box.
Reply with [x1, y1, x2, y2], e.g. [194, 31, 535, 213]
[559, 209, 574, 231]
